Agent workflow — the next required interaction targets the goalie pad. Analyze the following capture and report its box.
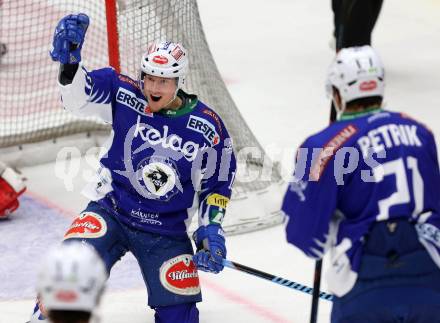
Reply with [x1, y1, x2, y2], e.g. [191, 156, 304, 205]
[0, 163, 26, 218]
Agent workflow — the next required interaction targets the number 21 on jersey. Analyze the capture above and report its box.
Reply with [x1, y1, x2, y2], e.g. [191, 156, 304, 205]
[372, 156, 423, 221]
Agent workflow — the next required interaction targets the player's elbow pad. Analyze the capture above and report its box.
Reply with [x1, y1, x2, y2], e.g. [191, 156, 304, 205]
[58, 64, 90, 115]
[59, 63, 79, 85]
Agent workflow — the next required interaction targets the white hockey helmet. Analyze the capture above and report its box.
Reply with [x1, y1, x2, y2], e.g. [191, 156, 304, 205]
[37, 242, 107, 313]
[140, 40, 188, 89]
[326, 46, 385, 111]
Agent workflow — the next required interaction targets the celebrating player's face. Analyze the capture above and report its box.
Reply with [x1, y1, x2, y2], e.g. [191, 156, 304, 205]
[143, 75, 178, 112]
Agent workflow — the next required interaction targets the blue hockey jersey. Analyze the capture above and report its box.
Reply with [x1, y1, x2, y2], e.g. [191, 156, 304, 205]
[58, 64, 236, 236]
[282, 108, 440, 296]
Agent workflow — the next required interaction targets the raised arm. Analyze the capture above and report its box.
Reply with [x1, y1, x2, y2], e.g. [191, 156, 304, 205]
[50, 13, 114, 124]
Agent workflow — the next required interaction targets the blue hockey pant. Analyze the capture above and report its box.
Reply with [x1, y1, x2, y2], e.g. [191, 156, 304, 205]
[63, 201, 201, 323]
[331, 219, 440, 323]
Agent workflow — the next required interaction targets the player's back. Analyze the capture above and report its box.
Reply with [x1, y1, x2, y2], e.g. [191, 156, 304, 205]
[285, 108, 440, 260]
[323, 109, 440, 226]
[283, 108, 440, 296]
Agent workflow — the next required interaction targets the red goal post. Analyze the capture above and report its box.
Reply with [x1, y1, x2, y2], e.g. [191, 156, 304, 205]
[105, 0, 120, 73]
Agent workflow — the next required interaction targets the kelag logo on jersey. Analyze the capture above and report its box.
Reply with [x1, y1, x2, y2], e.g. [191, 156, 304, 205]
[133, 115, 207, 162]
[116, 87, 152, 117]
[187, 115, 220, 146]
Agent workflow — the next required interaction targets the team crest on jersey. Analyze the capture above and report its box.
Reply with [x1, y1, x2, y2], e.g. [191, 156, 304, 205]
[159, 254, 201, 296]
[64, 212, 107, 239]
[137, 156, 180, 201]
[187, 115, 220, 146]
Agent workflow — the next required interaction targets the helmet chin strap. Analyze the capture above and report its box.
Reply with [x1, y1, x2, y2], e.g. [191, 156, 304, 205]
[163, 90, 179, 109]
[163, 78, 180, 109]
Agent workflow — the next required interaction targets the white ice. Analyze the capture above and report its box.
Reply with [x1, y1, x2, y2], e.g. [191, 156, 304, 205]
[1, 0, 440, 322]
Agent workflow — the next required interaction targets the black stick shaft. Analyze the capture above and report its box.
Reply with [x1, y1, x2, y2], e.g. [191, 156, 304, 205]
[310, 260, 323, 323]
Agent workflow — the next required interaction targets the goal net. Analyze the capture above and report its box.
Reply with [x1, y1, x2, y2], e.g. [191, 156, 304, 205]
[0, 0, 284, 234]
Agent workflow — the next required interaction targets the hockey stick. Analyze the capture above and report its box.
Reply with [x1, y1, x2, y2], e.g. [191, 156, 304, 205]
[222, 259, 333, 301]
[309, 104, 338, 322]
[310, 65, 339, 323]
[309, 103, 337, 322]
[310, 260, 323, 323]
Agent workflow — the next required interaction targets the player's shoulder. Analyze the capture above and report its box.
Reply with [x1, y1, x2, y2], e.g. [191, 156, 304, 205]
[302, 109, 434, 149]
[302, 120, 359, 150]
[395, 111, 433, 134]
[113, 72, 146, 103]
[194, 102, 224, 125]
[89, 67, 141, 91]
[363, 109, 434, 138]
[192, 101, 228, 139]
[90, 66, 117, 78]
[116, 73, 141, 91]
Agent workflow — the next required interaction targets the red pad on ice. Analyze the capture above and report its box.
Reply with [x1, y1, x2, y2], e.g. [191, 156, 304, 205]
[0, 176, 26, 218]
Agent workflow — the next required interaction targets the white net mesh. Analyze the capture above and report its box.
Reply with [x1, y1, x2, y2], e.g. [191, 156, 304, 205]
[0, 0, 110, 146]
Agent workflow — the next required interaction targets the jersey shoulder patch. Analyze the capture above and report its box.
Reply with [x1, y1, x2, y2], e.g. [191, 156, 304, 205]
[199, 104, 224, 138]
[307, 124, 358, 181]
[118, 73, 140, 90]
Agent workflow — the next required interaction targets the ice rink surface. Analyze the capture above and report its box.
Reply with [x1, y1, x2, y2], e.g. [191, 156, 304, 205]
[1, 0, 440, 322]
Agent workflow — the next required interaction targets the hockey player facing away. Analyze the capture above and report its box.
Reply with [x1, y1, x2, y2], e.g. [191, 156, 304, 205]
[31, 13, 236, 322]
[36, 242, 107, 323]
[0, 161, 26, 218]
[282, 46, 440, 323]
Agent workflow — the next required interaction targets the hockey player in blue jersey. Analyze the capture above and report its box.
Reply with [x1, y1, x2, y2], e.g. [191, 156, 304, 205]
[282, 46, 440, 323]
[30, 13, 236, 323]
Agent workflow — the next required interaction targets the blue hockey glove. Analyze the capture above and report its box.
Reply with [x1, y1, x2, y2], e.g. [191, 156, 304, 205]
[50, 13, 89, 64]
[193, 224, 226, 274]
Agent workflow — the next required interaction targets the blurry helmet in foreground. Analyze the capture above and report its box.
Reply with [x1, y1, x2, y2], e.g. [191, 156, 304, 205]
[326, 45, 385, 117]
[37, 242, 108, 313]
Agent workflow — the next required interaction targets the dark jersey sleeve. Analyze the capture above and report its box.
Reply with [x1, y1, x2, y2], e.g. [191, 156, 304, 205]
[197, 114, 237, 227]
[282, 138, 339, 259]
